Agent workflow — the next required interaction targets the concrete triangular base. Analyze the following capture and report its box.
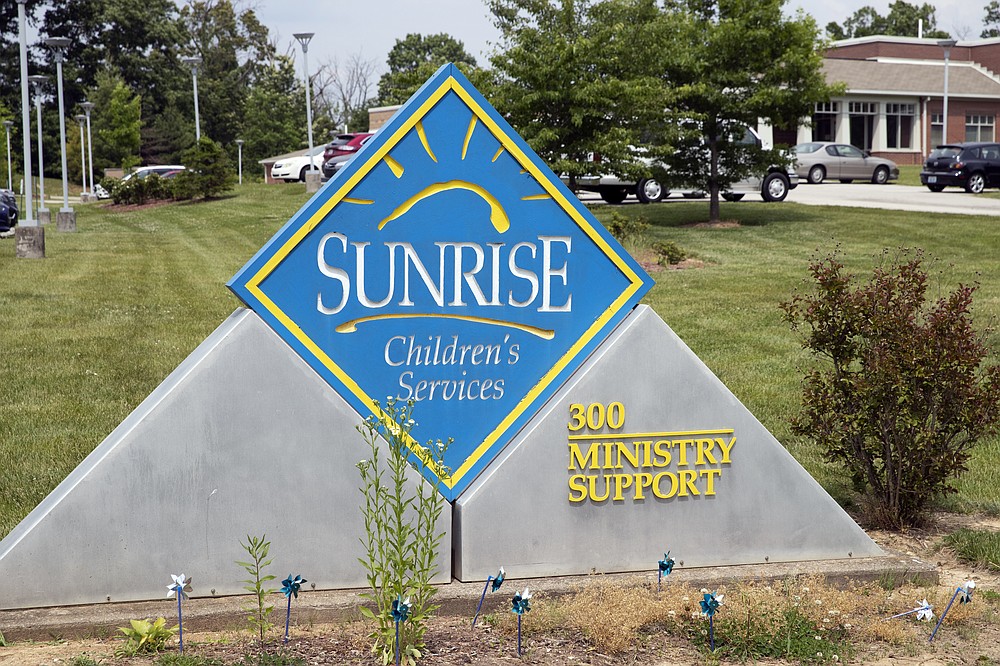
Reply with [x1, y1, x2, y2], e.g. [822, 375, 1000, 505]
[454, 305, 880, 580]
[0, 309, 450, 609]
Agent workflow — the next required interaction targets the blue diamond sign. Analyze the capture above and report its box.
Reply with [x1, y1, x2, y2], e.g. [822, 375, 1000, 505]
[228, 64, 652, 500]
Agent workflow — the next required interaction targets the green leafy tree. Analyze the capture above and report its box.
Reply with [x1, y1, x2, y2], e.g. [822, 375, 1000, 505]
[89, 72, 142, 172]
[376, 33, 478, 105]
[487, 0, 672, 188]
[781, 250, 1000, 528]
[177, 135, 234, 199]
[658, 0, 836, 221]
[241, 55, 306, 169]
[983, 1, 1000, 38]
[825, 1, 950, 40]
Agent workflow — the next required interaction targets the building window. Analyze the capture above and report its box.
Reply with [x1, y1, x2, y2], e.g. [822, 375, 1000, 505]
[930, 113, 943, 147]
[966, 114, 995, 142]
[812, 102, 839, 142]
[849, 102, 877, 149]
[885, 103, 914, 149]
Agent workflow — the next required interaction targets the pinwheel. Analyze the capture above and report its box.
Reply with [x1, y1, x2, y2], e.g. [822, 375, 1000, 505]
[391, 595, 411, 666]
[657, 552, 675, 593]
[699, 590, 724, 650]
[280, 574, 307, 644]
[511, 588, 532, 656]
[930, 581, 976, 642]
[473, 566, 506, 627]
[887, 599, 934, 622]
[166, 574, 192, 653]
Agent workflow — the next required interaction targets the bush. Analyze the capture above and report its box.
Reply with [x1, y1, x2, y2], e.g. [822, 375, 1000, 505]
[781, 250, 1000, 528]
[181, 136, 235, 199]
[108, 173, 171, 205]
[605, 211, 649, 248]
[651, 240, 686, 266]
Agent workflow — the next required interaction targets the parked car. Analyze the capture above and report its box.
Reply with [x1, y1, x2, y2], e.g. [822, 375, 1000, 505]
[96, 165, 187, 199]
[572, 125, 797, 204]
[323, 133, 373, 163]
[272, 147, 325, 183]
[321, 135, 374, 182]
[920, 142, 1000, 193]
[791, 142, 899, 184]
[0, 188, 18, 234]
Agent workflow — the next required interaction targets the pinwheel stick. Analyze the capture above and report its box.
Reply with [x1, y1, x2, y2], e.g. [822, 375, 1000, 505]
[709, 614, 714, 651]
[472, 576, 493, 627]
[888, 607, 922, 620]
[658, 570, 663, 594]
[929, 587, 963, 642]
[177, 594, 184, 654]
[284, 595, 292, 644]
[517, 613, 523, 656]
[395, 618, 401, 666]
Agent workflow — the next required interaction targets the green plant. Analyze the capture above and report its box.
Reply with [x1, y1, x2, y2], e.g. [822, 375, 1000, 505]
[116, 617, 177, 656]
[0, 628, 5, 647]
[156, 655, 225, 665]
[237, 534, 277, 644]
[781, 249, 1000, 528]
[181, 136, 236, 199]
[942, 528, 1000, 572]
[230, 652, 307, 665]
[605, 211, 649, 249]
[69, 657, 102, 666]
[356, 398, 450, 665]
[651, 240, 687, 266]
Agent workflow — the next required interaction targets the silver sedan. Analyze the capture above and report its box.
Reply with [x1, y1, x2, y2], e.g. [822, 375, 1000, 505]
[792, 142, 900, 184]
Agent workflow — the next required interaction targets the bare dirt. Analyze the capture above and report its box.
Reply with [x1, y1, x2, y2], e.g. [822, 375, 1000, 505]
[1, 512, 998, 665]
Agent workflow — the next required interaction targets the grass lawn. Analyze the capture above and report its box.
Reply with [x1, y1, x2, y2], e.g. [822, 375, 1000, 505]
[1, 185, 999, 539]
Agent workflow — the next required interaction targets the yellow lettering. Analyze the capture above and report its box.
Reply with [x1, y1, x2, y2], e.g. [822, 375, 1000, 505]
[696, 438, 718, 465]
[568, 474, 588, 502]
[588, 475, 611, 501]
[700, 468, 722, 496]
[568, 442, 599, 471]
[616, 442, 640, 468]
[612, 473, 634, 501]
[678, 469, 699, 496]
[634, 472, 653, 500]
[653, 472, 678, 499]
[568, 403, 585, 431]
[638, 440, 652, 467]
[717, 436, 736, 463]
[673, 439, 694, 466]
[652, 439, 672, 467]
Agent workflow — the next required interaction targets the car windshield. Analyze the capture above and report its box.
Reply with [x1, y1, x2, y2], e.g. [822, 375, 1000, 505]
[929, 147, 962, 159]
[793, 142, 822, 154]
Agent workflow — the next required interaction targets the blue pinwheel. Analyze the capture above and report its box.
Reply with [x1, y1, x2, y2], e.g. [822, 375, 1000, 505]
[281, 574, 307, 643]
[391, 595, 411, 666]
[657, 552, 675, 592]
[699, 590, 724, 650]
[511, 588, 532, 656]
[473, 566, 506, 627]
[166, 574, 192, 653]
[930, 580, 975, 642]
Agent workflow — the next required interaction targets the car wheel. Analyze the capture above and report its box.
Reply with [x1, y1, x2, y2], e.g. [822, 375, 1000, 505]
[762, 172, 789, 202]
[872, 166, 890, 184]
[927, 184, 945, 192]
[807, 165, 825, 184]
[839, 179, 853, 184]
[599, 188, 627, 204]
[299, 166, 309, 182]
[636, 178, 664, 203]
[965, 172, 986, 194]
[722, 192, 745, 202]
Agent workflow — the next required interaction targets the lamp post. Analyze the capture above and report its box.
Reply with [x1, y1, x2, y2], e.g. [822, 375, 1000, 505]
[75, 114, 87, 196]
[938, 39, 957, 147]
[15, 0, 42, 258]
[3, 120, 12, 191]
[235, 139, 244, 185]
[80, 101, 95, 202]
[28, 75, 50, 225]
[45, 37, 75, 231]
[293, 32, 319, 192]
[182, 56, 203, 142]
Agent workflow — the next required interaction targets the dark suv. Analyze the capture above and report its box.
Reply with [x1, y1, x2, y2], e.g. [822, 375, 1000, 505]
[920, 142, 1000, 193]
[0, 188, 18, 234]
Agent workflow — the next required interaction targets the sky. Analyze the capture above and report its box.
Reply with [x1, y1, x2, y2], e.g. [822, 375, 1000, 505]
[252, 0, 979, 79]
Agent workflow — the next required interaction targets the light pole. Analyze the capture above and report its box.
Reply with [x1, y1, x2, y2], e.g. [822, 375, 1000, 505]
[15, 0, 42, 257]
[80, 101, 95, 202]
[293, 32, 319, 192]
[3, 120, 12, 191]
[45, 36, 75, 231]
[235, 139, 244, 185]
[182, 56, 203, 142]
[28, 75, 50, 225]
[938, 39, 957, 147]
[75, 114, 87, 196]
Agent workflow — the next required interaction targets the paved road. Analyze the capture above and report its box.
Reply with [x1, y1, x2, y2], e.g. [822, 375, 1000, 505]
[579, 183, 1000, 217]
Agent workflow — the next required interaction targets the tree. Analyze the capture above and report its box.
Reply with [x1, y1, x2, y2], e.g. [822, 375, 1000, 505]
[781, 250, 1000, 528]
[376, 33, 477, 105]
[487, 0, 672, 188]
[314, 52, 378, 135]
[241, 55, 306, 170]
[825, 1, 950, 40]
[89, 72, 142, 172]
[176, 135, 234, 198]
[983, 1, 1000, 38]
[659, 0, 836, 221]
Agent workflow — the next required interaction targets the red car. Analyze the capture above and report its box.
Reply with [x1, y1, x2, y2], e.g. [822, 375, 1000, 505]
[323, 133, 373, 162]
